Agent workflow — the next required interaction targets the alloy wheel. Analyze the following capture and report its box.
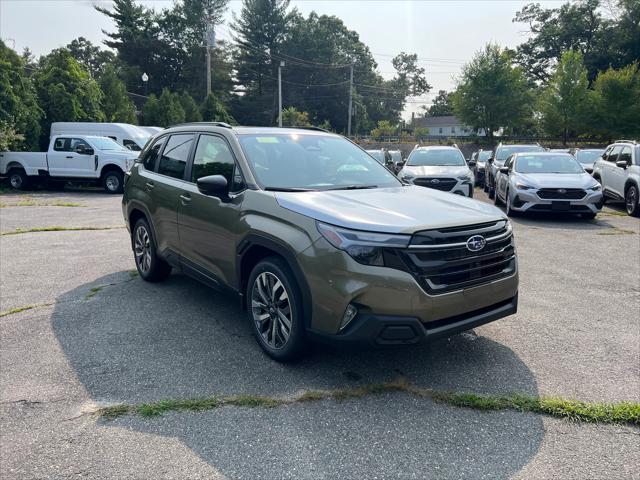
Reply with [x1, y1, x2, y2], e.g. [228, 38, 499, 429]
[105, 175, 120, 192]
[134, 225, 152, 274]
[10, 173, 22, 189]
[626, 186, 638, 215]
[251, 271, 292, 350]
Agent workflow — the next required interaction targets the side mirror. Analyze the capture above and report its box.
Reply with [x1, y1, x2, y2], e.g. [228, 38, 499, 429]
[197, 175, 228, 198]
[616, 160, 629, 169]
[468, 160, 477, 167]
[499, 166, 510, 174]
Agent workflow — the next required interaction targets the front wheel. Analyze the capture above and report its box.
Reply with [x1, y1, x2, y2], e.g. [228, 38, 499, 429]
[247, 257, 307, 362]
[626, 184, 640, 217]
[505, 191, 518, 217]
[132, 218, 171, 282]
[8, 168, 29, 191]
[102, 170, 124, 194]
[582, 212, 597, 220]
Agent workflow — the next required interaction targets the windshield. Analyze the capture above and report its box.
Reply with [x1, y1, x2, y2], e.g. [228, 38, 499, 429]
[389, 151, 402, 161]
[88, 137, 128, 151]
[515, 155, 584, 174]
[366, 150, 385, 164]
[238, 134, 401, 191]
[496, 145, 544, 162]
[576, 150, 605, 164]
[478, 151, 492, 161]
[407, 149, 465, 167]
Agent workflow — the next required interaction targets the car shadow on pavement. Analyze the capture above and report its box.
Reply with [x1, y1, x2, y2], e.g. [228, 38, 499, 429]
[52, 270, 544, 479]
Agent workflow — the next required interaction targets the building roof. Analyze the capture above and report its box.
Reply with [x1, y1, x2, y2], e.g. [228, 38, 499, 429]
[413, 116, 464, 128]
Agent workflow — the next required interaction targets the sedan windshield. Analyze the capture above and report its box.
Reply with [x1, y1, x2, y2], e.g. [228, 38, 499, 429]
[496, 145, 544, 162]
[407, 149, 465, 166]
[366, 150, 385, 164]
[88, 137, 128, 151]
[515, 155, 584, 174]
[238, 134, 401, 191]
[478, 151, 492, 161]
[576, 150, 605, 164]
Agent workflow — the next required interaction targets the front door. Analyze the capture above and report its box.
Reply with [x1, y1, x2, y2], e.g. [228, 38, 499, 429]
[177, 134, 245, 286]
[601, 146, 621, 195]
[610, 146, 631, 197]
[48, 137, 95, 177]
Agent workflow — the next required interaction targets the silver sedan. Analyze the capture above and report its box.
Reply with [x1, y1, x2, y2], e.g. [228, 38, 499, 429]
[493, 152, 603, 219]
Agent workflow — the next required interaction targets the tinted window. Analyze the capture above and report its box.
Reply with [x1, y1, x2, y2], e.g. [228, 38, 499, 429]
[515, 155, 583, 174]
[619, 147, 632, 165]
[123, 139, 142, 151]
[158, 134, 193, 180]
[53, 137, 88, 152]
[504, 156, 514, 169]
[192, 135, 244, 190]
[606, 146, 621, 162]
[142, 137, 166, 172]
[238, 133, 400, 190]
[407, 149, 465, 166]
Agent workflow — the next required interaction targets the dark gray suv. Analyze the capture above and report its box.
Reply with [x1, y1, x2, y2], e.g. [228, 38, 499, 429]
[123, 123, 519, 360]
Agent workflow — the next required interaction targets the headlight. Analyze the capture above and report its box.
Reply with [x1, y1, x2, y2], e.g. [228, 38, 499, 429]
[457, 172, 473, 181]
[316, 222, 410, 266]
[588, 183, 602, 191]
[515, 182, 534, 190]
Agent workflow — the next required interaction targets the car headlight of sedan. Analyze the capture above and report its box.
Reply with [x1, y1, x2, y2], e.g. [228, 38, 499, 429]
[588, 183, 602, 191]
[457, 172, 474, 182]
[317, 222, 410, 266]
[400, 174, 414, 182]
[515, 182, 534, 190]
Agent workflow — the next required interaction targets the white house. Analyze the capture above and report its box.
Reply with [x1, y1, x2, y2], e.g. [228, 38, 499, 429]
[412, 115, 486, 137]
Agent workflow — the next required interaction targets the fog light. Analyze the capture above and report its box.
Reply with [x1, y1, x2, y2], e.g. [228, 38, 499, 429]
[340, 304, 358, 331]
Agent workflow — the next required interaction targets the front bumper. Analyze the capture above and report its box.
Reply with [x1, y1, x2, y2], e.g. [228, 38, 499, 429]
[509, 188, 603, 213]
[298, 237, 519, 344]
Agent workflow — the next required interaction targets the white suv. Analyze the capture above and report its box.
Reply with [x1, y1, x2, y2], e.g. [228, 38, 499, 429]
[592, 140, 640, 217]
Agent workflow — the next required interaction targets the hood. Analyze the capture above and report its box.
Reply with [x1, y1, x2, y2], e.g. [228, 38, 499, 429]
[274, 186, 505, 234]
[105, 150, 139, 160]
[517, 172, 596, 189]
[402, 165, 470, 178]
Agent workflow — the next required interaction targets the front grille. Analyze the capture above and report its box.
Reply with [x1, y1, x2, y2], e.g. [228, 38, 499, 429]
[537, 188, 586, 200]
[402, 221, 516, 294]
[414, 177, 457, 191]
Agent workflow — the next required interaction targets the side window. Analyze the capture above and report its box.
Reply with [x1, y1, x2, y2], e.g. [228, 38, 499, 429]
[158, 134, 193, 180]
[191, 134, 245, 191]
[69, 138, 90, 152]
[53, 138, 69, 151]
[607, 146, 621, 162]
[504, 156, 514, 169]
[123, 139, 141, 151]
[142, 137, 166, 172]
[618, 147, 632, 166]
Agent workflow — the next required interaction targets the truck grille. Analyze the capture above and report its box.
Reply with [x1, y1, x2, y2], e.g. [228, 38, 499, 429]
[413, 177, 457, 192]
[537, 188, 586, 200]
[402, 220, 516, 294]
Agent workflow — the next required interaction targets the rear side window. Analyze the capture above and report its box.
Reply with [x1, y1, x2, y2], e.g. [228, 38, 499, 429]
[619, 147, 632, 165]
[158, 134, 193, 180]
[142, 137, 166, 172]
[191, 135, 245, 191]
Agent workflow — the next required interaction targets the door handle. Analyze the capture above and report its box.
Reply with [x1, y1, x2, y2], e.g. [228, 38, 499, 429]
[66, 156, 74, 159]
[179, 193, 192, 205]
[145, 181, 155, 190]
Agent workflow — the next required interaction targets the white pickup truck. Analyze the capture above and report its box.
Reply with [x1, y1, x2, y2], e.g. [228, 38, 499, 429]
[0, 135, 139, 193]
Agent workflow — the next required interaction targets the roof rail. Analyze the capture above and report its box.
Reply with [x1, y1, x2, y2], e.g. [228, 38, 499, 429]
[284, 125, 331, 133]
[614, 139, 638, 144]
[170, 121, 233, 129]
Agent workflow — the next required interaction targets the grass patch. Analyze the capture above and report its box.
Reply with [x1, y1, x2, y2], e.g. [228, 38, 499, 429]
[85, 286, 103, 300]
[94, 379, 640, 427]
[597, 228, 636, 236]
[599, 209, 628, 217]
[128, 270, 139, 278]
[0, 201, 84, 208]
[0, 302, 53, 318]
[1, 226, 124, 236]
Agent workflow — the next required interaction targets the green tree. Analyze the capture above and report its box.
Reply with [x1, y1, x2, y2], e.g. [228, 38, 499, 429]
[200, 93, 235, 124]
[413, 126, 430, 139]
[587, 63, 640, 139]
[423, 90, 453, 117]
[34, 49, 104, 147]
[179, 91, 202, 122]
[141, 89, 185, 127]
[66, 37, 116, 79]
[370, 120, 396, 138]
[539, 50, 589, 143]
[0, 40, 42, 150]
[281, 106, 310, 126]
[99, 65, 137, 123]
[451, 44, 533, 139]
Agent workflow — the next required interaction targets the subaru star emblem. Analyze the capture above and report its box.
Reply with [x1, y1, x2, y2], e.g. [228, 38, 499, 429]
[431, 179, 440, 184]
[466, 235, 486, 252]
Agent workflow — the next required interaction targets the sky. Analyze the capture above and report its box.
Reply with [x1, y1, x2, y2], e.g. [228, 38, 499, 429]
[0, 0, 564, 120]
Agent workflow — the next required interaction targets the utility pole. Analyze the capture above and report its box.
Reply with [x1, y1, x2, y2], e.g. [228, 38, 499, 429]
[205, 24, 216, 97]
[278, 61, 284, 127]
[347, 63, 354, 137]
[206, 46, 212, 96]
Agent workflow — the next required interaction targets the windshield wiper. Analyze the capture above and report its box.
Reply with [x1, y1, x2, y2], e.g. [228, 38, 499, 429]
[326, 184, 379, 191]
[264, 187, 316, 192]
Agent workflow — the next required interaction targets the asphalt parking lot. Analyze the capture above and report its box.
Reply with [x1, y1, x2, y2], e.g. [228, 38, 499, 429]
[1, 187, 639, 479]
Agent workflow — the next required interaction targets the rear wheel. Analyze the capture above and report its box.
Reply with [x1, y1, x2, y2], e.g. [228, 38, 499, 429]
[505, 191, 518, 217]
[626, 184, 639, 217]
[102, 170, 124, 194]
[493, 189, 502, 206]
[8, 168, 29, 191]
[247, 257, 306, 362]
[132, 218, 171, 282]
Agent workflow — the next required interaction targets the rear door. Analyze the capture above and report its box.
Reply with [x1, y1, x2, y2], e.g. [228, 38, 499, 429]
[47, 137, 95, 177]
[602, 146, 621, 194]
[142, 133, 194, 256]
[610, 146, 632, 196]
[177, 133, 245, 286]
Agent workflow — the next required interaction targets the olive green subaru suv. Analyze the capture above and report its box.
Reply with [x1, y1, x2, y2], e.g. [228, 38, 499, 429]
[123, 123, 519, 361]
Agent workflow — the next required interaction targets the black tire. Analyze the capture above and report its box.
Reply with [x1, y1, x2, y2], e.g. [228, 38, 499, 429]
[132, 218, 171, 282]
[626, 184, 640, 217]
[582, 212, 597, 220]
[7, 168, 29, 191]
[246, 256, 307, 362]
[493, 189, 502, 206]
[102, 169, 124, 194]
[505, 190, 518, 217]
[488, 186, 495, 200]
